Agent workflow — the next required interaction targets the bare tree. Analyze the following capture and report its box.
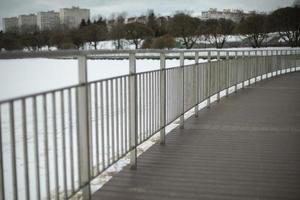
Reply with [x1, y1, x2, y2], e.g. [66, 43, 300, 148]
[205, 18, 235, 48]
[83, 24, 108, 49]
[236, 14, 269, 48]
[169, 12, 200, 49]
[270, 7, 300, 47]
[110, 14, 127, 49]
[125, 22, 153, 49]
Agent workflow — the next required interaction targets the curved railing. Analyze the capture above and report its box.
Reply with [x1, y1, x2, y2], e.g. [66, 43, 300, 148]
[0, 48, 299, 200]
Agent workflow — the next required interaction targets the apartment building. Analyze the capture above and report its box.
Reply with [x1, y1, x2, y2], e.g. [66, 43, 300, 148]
[2, 17, 18, 32]
[201, 8, 246, 23]
[37, 11, 60, 31]
[18, 14, 37, 27]
[59, 7, 90, 28]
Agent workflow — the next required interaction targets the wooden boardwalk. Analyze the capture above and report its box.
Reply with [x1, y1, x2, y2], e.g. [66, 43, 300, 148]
[93, 72, 300, 200]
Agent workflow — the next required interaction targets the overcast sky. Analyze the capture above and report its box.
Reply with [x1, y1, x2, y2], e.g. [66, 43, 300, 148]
[0, 0, 295, 30]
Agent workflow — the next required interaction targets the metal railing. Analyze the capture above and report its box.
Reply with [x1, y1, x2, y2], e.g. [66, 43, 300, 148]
[0, 48, 300, 200]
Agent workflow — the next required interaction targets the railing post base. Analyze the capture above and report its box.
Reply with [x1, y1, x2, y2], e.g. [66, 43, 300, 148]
[207, 98, 211, 108]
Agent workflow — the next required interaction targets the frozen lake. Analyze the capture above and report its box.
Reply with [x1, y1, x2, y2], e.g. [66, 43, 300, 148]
[0, 58, 201, 100]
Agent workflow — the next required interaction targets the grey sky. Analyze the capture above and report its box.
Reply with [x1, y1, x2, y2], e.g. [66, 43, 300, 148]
[0, 0, 295, 30]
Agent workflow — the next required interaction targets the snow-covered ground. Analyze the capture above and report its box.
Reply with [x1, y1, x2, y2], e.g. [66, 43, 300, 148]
[0, 58, 202, 100]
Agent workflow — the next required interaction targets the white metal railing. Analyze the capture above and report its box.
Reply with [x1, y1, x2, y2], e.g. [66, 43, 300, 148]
[0, 48, 300, 200]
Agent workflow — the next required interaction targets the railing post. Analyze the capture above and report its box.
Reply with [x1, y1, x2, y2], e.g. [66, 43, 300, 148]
[207, 51, 211, 107]
[129, 52, 137, 169]
[180, 52, 184, 129]
[270, 50, 274, 77]
[225, 51, 229, 97]
[217, 51, 220, 101]
[276, 50, 281, 76]
[242, 51, 245, 89]
[194, 51, 199, 117]
[255, 50, 258, 83]
[281, 50, 285, 74]
[160, 53, 166, 145]
[77, 55, 91, 200]
[234, 51, 238, 93]
[286, 50, 289, 73]
[265, 50, 268, 79]
[273, 50, 278, 76]
[260, 50, 263, 80]
[293, 50, 297, 72]
[248, 51, 251, 85]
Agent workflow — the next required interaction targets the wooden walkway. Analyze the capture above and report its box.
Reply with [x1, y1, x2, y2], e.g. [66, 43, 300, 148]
[93, 72, 300, 200]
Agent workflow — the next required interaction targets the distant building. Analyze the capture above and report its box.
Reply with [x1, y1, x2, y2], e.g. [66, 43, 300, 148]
[2, 17, 18, 32]
[18, 14, 37, 27]
[136, 16, 147, 24]
[293, 0, 300, 7]
[37, 11, 59, 31]
[59, 6, 90, 28]
[201, 8, 246, 23]
[125, 16, 150, 24]
[126, 17, 137, 24]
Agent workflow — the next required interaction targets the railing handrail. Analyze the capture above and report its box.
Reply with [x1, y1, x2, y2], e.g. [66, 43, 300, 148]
[0, 48, 300, 59]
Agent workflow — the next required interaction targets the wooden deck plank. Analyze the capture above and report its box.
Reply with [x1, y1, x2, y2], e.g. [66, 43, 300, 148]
[93, 72, 300, 200]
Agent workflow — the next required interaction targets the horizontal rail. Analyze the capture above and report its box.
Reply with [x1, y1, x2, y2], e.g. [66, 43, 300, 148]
[0, 48, 300, 59]
[0, 49, 299, 200]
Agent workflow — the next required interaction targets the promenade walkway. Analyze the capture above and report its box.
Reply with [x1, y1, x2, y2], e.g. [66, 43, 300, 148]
[93, 72, 300, 200]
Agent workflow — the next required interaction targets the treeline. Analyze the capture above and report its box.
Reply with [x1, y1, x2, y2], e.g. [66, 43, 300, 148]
[0, 6, 299, 51]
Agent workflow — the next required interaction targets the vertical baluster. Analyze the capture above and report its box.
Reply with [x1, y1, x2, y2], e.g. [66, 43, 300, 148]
[43, 94, 50, 200]
[146, 73, 149, 138]
[156, 71, 159, 132]
[119, 78, 124, 155]
[21, 99, 30, 200]
[149, 72, 153, 137]
[116, 79, 120, 158]
[110, 80, 115, 161]
[88, 84, 93, 177]
[152, 72, 155, 135]
[33, 97, 41, 200]
[52, 92, 59, 200]
[124, 77, 128, 153]
[9, 102, 18, 200]
[60, 91, 68, 198]
[99, 82, 105, 169]
[94, 83, 99, 173]
[68, 89, 75, 193]
[143, 74, 146, 141]
[105, 81, 110, 165]
[138, 75, 142, 143]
